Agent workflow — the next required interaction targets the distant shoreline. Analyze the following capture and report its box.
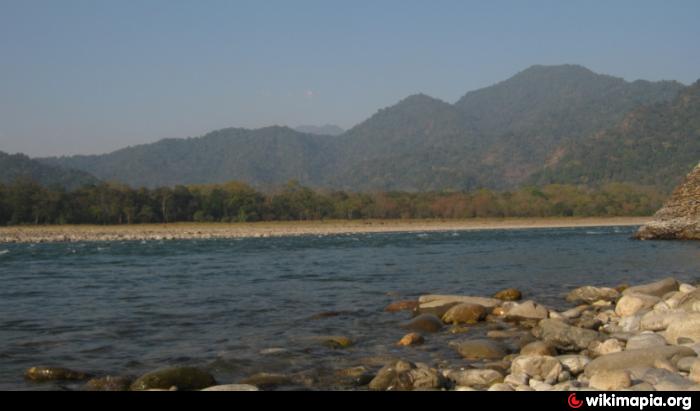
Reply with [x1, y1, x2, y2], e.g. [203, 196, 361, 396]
[0, 217, 650, 244]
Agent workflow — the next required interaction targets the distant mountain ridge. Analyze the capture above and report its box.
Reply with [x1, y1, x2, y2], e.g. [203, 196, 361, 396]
[0, 151, 98, 189]
[294, 124, 345, 136]
[35, 64, 693, 191]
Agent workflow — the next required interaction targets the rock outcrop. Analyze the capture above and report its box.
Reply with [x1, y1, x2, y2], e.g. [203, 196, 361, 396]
[636, 163, 700, 240]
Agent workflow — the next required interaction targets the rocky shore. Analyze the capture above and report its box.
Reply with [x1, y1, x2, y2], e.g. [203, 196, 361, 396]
[636, 163, 700, 240]
[0, 217, 649, 244]
[22, 276, 700, 391]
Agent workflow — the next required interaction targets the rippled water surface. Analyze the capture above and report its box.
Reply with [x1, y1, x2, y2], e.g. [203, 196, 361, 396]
[1, 226, 699, 390]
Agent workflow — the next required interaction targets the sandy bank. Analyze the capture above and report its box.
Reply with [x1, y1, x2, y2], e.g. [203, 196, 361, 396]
[0, 217, 651, 244]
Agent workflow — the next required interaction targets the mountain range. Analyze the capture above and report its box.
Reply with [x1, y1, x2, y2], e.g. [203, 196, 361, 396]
[4, 64, 698, 192]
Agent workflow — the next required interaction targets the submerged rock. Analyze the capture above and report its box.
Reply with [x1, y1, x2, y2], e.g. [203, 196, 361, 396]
[239, 372, 293, 389]
[201, 384, 259, 391]
[130, 367, 216, 391]
[451, 339, 508, 360]
[401, 314, 443, 333]
[416, 295, 501, 317]
[396, 332, 424, 347]
[384, 300, 418, 313]
[24, 366, 91, 382]
[635, 163, 700, 240]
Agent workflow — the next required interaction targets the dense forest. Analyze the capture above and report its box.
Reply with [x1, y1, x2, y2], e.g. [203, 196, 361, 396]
[0, 178, 665, 225]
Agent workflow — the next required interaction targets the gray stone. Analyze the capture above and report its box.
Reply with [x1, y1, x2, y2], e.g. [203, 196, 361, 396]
[623, 278, 679, 298]
[625, 333, 667, 350]
[510, 355, 563, 385]
[567, 286, 620, 304]
[584, 346, 696, 377]
[532, 319, 602, 351]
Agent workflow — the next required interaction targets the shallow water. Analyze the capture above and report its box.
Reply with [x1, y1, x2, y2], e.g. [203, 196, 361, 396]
[1, 226, 699, 390]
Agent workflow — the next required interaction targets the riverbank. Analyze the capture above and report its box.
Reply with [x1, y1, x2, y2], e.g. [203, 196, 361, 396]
[0, 216, 650, 243]
[19, 275, 700, 391]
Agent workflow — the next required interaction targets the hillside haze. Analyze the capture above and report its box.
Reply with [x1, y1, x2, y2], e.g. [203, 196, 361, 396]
[37, 64, 689, 191]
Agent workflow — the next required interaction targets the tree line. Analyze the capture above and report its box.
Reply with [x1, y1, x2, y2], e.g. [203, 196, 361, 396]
[0, 178, 666, 225]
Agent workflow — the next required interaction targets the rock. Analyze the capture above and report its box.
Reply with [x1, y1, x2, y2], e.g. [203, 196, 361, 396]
[584, 346, 696, 377]
[557, 355, 590, 375]
[589, 338, 624, 357]
[630, 367, 695, 390]
[504, 372, 529, 386]
[677, 356, 697, 372]
[488, 382, 515, 391]
[452, 339, 508, 360]
[441, 303, 486, 324]
[368, 360, 446, 391]
[654, 358, 677, 373]
[505, 300, 549, 321]
[510, 355, 562, 384]
[532, 319, 601, 351]
[561, 305, 589, 320]
[201, 384, 259, 391]
[689, 359, 700, 383]
[530, 380, 554, 391]
[401, 314, 443, 333]
[520, 341, 557, 356]
[416, 295, 500, 317]
[566, 286, 620, 304]
[493, 288, 522, 301]
[515, 385, 535, 391]
[626, 333, 667, 350]
[664, 313, 700, 343]
[589, 370, 632, 390]
[680, 283, 697, 293]
[447, 369, 503, 389]
[616, 314, 642, 333]
[335, 366, 375, 386]
[622, 277, 680, 298]
[239, 372, 293, 388]
[640, 310, 688, 331]
[384, 300, 418, 313]
[397, 332, 424, 347]
[635, 163, 700, 240]
[678, 289, 700, 312]
[24, 366, 91, 382]
[84, 376, 132, 391]
[130, 367, 216, 391]
[615, 293, 660, 316]
[315, 335, 353, 348]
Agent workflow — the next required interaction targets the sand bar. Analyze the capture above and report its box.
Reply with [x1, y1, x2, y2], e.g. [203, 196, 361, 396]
[0, 217, 650, 244]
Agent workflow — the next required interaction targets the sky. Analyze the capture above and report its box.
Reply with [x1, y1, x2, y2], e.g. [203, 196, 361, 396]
[1, 0, 699, 157]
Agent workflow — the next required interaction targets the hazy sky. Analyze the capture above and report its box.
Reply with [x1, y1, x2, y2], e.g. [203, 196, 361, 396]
[1, 0, 699, 157]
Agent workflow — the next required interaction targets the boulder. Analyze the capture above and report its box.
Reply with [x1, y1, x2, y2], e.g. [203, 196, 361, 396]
[690, 359, 700, 383]
[401, 314, 443, 333]
[446, 369, 503, 389]
[451, 339, 508, 360]
[622, 278, 679, 298]
[664, 313, 700, 344]
[584, 346, 696, 377]
[493, 288, 522, 301]
[640, 309, 688, 331]
[505, 300, 548, 321]
[615, 293, 660, 317]
[368, 360, 447, 391]
[625, 333, 667, 350]
[566, 286, 620, 304]
[510, 355, 562, 385]
[488, 382, 515, 391]
[131, 367, 217, 391]
[441, 303, 486, 324]
[678, 289, 700, 312]
[589, 370, 632, 390]
[532, 319, 601, 351]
